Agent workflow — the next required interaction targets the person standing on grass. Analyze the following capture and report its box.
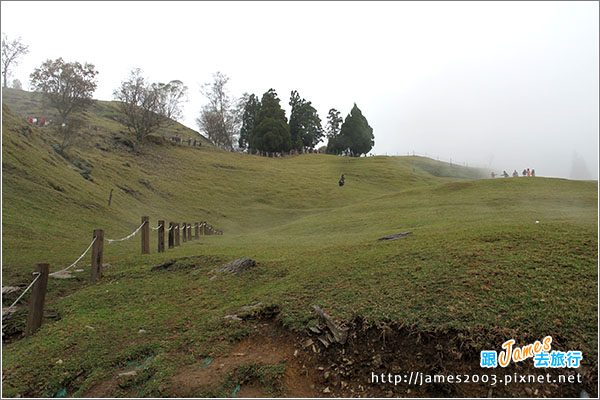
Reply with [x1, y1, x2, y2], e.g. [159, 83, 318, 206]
[531, 169, 535, 177]
[339, 174, 345, 186]
[527, 168, 531, 177]
[512, 170, 519, 177]
[502, 170, 509, 178]
[522, 169, 527, 176]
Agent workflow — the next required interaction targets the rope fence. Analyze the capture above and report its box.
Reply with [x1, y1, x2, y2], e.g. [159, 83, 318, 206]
[105, 221, 146, 243]
[3, 272, 41, 317]
[2, 216, 222, 335]
[49, 237, 97, 277]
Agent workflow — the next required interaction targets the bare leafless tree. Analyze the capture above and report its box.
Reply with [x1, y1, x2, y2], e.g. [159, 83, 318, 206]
[196, 72, 241, 151]
[2, 33, 29, 88]
[113, 68, 187, 153]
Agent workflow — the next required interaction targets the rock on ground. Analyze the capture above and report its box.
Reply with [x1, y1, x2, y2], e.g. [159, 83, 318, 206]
[216, 258, 257, 275]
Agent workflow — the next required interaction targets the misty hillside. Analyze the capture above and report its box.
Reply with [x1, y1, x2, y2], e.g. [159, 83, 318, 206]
[1, 90, 597, 398]
[1, 88, 212, 146]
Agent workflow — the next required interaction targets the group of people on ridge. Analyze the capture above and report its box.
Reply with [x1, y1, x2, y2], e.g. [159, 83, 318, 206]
[492, 168, 535, 178]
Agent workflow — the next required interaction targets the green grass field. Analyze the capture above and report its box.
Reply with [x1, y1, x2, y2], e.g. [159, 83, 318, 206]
[1, 90, 597, 397]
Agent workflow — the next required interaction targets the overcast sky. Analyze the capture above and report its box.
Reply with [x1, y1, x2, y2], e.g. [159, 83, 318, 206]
[2, 1, 598, 179]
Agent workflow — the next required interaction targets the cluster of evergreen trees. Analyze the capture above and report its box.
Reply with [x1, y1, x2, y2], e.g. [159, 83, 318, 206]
[238, 88, 374, 156]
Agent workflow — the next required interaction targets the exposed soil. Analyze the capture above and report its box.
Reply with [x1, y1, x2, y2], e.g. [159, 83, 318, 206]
[169, 319, 318, 397]
[84, 314, 597, 398]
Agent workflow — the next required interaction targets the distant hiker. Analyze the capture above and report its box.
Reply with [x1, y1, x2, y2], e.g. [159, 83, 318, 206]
[491, 172, 496, 178]
[502, 170, 509, 178]
[531, 169, 535, 177]
[512, 170, 519, 177]
[522, 169, 527, 177]
[339, 174, 345, 186]
[527, 168, 531, 177]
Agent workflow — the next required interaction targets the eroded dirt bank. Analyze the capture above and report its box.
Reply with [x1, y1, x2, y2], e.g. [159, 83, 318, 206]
[164, 314, 596, 398]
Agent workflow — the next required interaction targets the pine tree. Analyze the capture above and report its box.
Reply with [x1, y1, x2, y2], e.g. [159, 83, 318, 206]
[289, 90, 324, 152]
[338, 104, 374, 157]
[251, 89, 291, 153]
[239, 93, 260, 151]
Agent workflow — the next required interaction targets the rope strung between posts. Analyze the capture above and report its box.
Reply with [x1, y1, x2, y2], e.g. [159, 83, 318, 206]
[166, 225, 173, 231]
[105, 221, 146, 243]
[49, 237, 97, 277]
[4, 272, 41, 315]
[150, 224, 163, 231]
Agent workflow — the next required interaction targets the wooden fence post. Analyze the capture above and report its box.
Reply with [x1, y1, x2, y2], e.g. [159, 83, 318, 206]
[195, 223, 199, 239]
[141, 216, 150, 254]
[25, 263, 50, 337]
[91, 229, 104, 283]
[158, 220, 165, 253]
[182, 222, 187, 243]
[168, 222, 174, 249]
[175, 223, 180, 246]
[187, 224, 192, 241]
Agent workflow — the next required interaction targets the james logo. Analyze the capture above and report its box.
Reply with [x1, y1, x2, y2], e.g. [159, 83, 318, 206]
[480, 336, 582, 368]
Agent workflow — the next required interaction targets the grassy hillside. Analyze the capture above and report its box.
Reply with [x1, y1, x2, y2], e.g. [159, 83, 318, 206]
[1, 92, 597, 398]
[1, 88, 212, 145]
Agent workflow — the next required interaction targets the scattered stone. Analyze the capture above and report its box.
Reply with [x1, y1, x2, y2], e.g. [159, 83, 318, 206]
[233, 353, 245, 357]
[118, 370, 137, 377]
[317, 335, 331, 348]
[103, 263, 112, 269]
[2, 307, 17, 319]
[2, 286, 20, 295]
[85, 325, 95, 330]
[303, 339, 314, 348]
[51, 271, 74, 279]
[223, 314, 242, 321]
[324, 371, 330, 380]
[341, 381, 347, 389]
[317, 366, 325, 371]
[293, 349, 298, 357]
[323, 387, 331, 394]
[377, 232, 413, 241]
[209, 275, 217, 281]
[240, 302, 263, 310]
[138, 329, 146, 334]
[151, 260, 176, 272]
[524, 387, 533, 396]
[309, 326, 321, 334]
[44, 309, 59, 319]
[75, 269, 84, 272]
[56, 359, 64, 365]
[372, 354, 382, 368]
[312, 345, 318, 353]
[216, 258, 257, 275]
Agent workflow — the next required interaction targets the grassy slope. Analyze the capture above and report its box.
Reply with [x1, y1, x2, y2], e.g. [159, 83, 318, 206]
[1, 94, 597, 397]
[1, 88, 212, 145]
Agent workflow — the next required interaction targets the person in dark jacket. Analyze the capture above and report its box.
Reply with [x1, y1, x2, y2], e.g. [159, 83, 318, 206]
[339, 174, 345, 186]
